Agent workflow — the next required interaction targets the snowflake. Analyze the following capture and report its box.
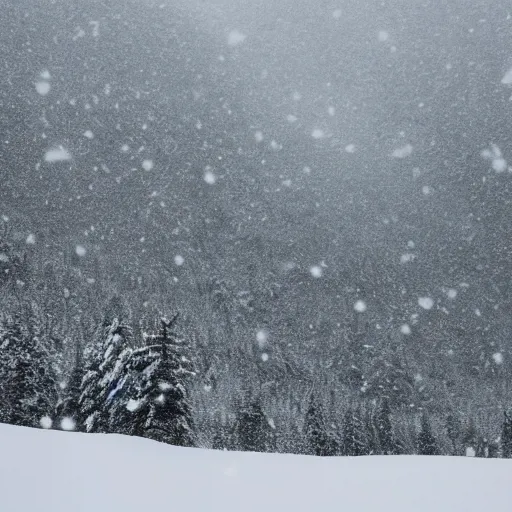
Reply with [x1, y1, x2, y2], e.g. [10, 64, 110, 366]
[400, 324, 412, 335]
[35, 81, 51, 96]
[227, 30, 246, 46]
[310, 265, 323, 278]
[311, 128, 325, 139]
[75, 245, 87, 257]
[391, 144, 413, 159]
[44, 146, 72, 162]
[492, 353, 504, 365]
[446, 288, 457, 299]
[501, 67, 512, 85]
[142, 159, 154, 171]
[61, 417, 76, 431]
[354, 300, 367, 313]
[40, 416, 53, 429]
[378, 30, 389, 42]
[256, 330, 268, 349]
[204, 170, 216, 184]
[418, 297, 434, 310]
[126, 399, 141, 412]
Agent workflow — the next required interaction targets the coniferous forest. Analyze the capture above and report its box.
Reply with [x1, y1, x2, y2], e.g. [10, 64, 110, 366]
[1, 0, 512, 458]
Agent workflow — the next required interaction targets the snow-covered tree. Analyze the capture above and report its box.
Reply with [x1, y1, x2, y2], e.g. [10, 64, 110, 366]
[445, 413, 462, 455]
[304, 393, 338, 456]
[341, 407, 368, 456]
[79, 318, 132, 432]
[55, 342, 85, 431]
[417, 414, 438, 455]
[502, 411, 512, 458]
[108, 316, 196, 446]
[375, 399, 400, 455]
[235, 398, 274, 453]
[0, 313, 58, 427]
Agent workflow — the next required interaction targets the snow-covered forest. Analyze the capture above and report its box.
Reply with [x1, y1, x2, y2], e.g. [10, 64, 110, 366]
[1, 0, 512, 457]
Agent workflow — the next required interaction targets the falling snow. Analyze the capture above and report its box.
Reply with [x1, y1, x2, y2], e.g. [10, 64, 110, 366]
[378, 30, 390, 42]
[311, 128, 325, 140]
[142, 159, 154, 171]
[418, 297, 434, 310]
[75, 245, 87, 257]
[60, 417, 76, 431]
[227, 30, 247, 46]
[400, 324, 412, 335]
[44, 147, 72, 162]
[204, 169, 216, 184]
[492, 353, 503, 365]
[35, 81, 51, 96]
[39, 416, 52, 429]
[310, 265, 323, 278]
[391, 144, 414, 159]
[126, 399, 141, 412]
[354, 300, 367, 313]
[501, 67, 512, 85]
[256, 330, 268, 349]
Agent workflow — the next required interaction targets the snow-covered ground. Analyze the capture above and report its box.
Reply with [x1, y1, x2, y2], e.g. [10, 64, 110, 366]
[0, 423, 510, 511]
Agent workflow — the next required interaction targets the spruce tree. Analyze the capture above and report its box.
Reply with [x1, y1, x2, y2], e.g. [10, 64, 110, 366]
[342, 407, 368, 456]
[212, 412, 234, 451]
[105, 342, 158, 437]
[55, 342, 85, 431]
[111, 316, 196, 446]
[462, 417, 478, 455]
[304, 393, 338, 456]
[417, 414, 438, 455]
[445, 413, 462, 455]
[235, 399, 273, 452]
[375, 399, 399, 455]
[502, 411, 512, 458]
[79, 318, 132, 432]
[0, 313, 58, 428]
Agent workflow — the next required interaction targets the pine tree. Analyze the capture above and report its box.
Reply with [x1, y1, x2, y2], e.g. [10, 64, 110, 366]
[445, 413, 462, 455]
[105, 343, 158, 437]
[341, 407, 368, 456]
[375, 398, 399, 455]
[79, 318, 132, 432]
[111, 316, 196, 446]
[417, 414, 438, 455]
[502, 411, 512, 458]
[462, 417, 478, 455]
[212, 411, 234, 451]
[55, 342, 85, 431]
[0, 313, 58, 428]
[235, 399, 273, 452]
[304, 393, 338, 456]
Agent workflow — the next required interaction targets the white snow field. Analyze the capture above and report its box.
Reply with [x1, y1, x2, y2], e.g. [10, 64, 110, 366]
[0, 423, 511, 512]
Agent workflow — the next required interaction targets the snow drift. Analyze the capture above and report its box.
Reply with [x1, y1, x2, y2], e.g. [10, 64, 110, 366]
[0, 423, 511, 511]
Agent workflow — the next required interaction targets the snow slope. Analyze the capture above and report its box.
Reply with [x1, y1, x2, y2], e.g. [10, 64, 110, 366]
[0, 423, 510, 511]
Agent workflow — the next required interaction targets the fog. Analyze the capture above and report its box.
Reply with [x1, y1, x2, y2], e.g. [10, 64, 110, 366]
[1, 0, 511, 451]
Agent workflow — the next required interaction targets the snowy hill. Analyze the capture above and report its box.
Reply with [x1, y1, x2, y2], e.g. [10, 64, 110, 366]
[0, 424, 510, 511]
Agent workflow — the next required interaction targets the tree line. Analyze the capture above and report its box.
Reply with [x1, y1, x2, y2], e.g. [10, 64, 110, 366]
[1, 304, 512, 458]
